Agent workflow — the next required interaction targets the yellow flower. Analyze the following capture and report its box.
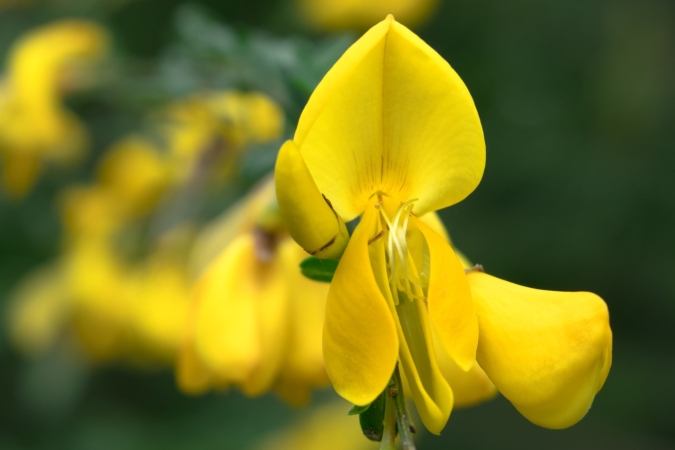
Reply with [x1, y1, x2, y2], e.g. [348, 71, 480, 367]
[298, 0, 438, 31]
[160, 91, 284, 184]
[96, 136, 170, 220]
[0, 20, 108, 197]
[177, 180, 329, 404]
[275, 16, 612, 434]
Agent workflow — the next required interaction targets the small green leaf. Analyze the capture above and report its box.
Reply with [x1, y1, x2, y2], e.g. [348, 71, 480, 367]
[299, 257, 338, 282]
[347, 403, 371, 416]
[359, 390, 387, 442]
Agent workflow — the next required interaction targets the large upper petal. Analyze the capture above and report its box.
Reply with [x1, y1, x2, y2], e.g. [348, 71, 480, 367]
[468, 272, 612, 429]
[323, 206, 398, 406]
[294, 16, 484, 219]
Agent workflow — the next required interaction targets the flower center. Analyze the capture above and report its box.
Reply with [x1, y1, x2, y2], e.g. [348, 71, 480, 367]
[376, 197, 426, 305]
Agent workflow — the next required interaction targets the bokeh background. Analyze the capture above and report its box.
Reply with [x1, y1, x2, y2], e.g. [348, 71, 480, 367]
[1, 0, 674, 449]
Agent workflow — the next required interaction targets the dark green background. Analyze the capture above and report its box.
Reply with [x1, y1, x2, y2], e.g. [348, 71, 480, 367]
[1, 0, 673, 448]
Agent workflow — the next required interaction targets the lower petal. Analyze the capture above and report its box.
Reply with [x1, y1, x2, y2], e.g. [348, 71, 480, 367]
[323, 206, 398, 406]
[396, 295, 453, 434]
[413, 216, 478, 371]
[369, 219, 452, 434]
[432, 330, 497, 408]
[468, 272, 612, 429]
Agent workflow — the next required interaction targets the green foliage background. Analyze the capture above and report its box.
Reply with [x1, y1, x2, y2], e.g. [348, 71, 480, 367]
[0, 0, 673, 448]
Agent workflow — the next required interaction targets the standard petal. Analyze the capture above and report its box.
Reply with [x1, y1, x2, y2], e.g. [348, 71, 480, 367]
[275, 140, 348, 259]
[323, 206, 398, 406]
[414, 216, 478, 371]
[468, 272, 612, 429]
[295, 16, 484, 219]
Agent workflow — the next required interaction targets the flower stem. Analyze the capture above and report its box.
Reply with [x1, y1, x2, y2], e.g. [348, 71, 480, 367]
[392, 365, 416, 450]
[379, 394, 397, 450]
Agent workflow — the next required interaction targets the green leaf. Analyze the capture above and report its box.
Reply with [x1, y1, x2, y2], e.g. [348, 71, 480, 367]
[299, 257, 338, 282]
[347, 403, 371, 416]
[359, 390, 387, 442]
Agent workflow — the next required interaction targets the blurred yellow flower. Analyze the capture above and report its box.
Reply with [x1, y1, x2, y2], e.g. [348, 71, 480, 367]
[126, 232, 193, 364]
[7, 264, 71, 356]
[59, 185, 126, 241]
[298, 0, 438, 31]
[15, 235, 193, 366]
[58, 136, 167, 243]
[256, 401, 378, 450]
[97, 136, 170, 220]
[64, 239, 135, 362]
[0, 20, 109, 197]
[177, 180, 329, 404]
[160, 91, 284, 184]
[10, 200, 193, 366]
[7, 87, 285, 367]
[276, 15, 612, 434]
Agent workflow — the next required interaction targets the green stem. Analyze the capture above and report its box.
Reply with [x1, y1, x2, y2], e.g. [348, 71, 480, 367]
[379, 394, 397, 450]
[392, 365, 416, 450]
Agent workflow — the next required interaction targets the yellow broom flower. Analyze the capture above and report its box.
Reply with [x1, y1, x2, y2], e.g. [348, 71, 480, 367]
[160, 91, 284, 184]
[275, 16, 612, 433]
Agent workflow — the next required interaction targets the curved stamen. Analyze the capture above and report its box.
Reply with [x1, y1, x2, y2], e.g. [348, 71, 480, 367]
[378, 199, 424, 305]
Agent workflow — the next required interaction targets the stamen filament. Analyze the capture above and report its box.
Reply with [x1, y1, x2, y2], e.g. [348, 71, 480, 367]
[377, 198, 424, 305]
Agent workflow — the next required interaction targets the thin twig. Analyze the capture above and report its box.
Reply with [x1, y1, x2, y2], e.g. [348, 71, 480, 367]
[379, 394, 397, 450]
[392, 365, 416, 450]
